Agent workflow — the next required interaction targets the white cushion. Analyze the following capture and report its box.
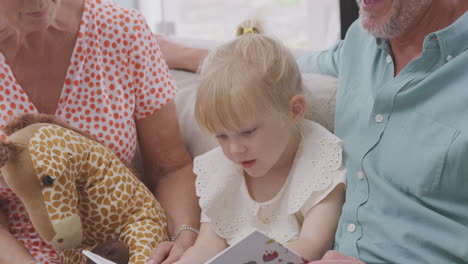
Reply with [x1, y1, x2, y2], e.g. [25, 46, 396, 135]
[172, 70, 337, 157]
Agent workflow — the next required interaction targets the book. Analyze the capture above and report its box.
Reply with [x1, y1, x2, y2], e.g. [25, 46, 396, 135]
[82, 230, 306, 264]
[82, 250, 118, 264]
[205, 229, 305, 264]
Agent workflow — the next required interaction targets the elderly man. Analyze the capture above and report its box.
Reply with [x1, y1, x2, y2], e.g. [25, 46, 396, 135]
[151, 0, 468, 263]
[298, 0, 468, 263]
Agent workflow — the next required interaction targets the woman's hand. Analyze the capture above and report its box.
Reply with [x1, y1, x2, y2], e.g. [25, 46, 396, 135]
[147, 231, 197, 264]
[146, 223, 226, 264]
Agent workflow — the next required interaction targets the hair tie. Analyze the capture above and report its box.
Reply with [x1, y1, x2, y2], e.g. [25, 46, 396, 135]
[243, 27, 254, 35]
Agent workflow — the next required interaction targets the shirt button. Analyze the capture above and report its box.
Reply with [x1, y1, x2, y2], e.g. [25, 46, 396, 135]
[375, 114, 384, 123]
[447, 55, 453, 61]
[386, 55, 392, 64]
[347, 223, 356, 233]
[357, 171, 365, 180]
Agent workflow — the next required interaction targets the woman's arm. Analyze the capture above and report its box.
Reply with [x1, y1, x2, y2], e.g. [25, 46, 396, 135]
[136, 100, 200, 263]
[0, 209, 37, 264]
[155, 35, 208, 72]
[286, 184, 345, 261]
[172, 222, 228, 264]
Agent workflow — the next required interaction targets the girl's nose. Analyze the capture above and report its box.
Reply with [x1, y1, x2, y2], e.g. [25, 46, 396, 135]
[229, 140, 247, 154]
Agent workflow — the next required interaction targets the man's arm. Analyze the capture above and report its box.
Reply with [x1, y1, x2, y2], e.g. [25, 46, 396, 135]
[154, 35, 344, 77]
[297, 40, 344, 77]
[155, 35, 209, 73]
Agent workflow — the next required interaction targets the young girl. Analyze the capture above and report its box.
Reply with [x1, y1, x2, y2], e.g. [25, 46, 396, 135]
[175, 20, 346, 263]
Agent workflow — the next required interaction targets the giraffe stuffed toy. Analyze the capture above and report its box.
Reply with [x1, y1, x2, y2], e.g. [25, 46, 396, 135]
[0, 114, 167, 264]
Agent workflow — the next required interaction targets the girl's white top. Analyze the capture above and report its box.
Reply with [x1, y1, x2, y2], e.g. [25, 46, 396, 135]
[193, 120, 346, 245]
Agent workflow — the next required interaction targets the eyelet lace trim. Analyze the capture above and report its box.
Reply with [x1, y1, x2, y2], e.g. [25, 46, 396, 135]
[194, 120, 344, 242]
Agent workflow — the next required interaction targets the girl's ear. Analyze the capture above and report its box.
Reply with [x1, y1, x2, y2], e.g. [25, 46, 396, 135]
[289, 95, 306, 125]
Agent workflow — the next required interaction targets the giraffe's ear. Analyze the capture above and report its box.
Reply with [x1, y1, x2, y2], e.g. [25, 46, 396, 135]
[0, 141, 10, 169]
[0, 141, 32, 188]
[0, 141, 25, 168]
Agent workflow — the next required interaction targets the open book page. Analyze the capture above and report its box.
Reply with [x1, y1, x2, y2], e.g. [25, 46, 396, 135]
[82, 250, 118, 264]
[206, 229, 305, 264]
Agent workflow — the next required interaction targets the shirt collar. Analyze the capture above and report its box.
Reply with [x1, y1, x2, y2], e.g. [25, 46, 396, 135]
[376, 11, 468, 58]
[434, 11, 468, 59]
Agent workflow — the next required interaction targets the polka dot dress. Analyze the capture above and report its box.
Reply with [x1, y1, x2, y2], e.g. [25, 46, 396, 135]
[0, 0, 176, 262]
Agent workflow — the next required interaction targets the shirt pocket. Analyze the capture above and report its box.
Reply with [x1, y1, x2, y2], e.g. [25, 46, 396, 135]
[375, 111, 459, 195]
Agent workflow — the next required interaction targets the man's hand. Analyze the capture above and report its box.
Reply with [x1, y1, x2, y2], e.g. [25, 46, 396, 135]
[154, 35, 208, 72]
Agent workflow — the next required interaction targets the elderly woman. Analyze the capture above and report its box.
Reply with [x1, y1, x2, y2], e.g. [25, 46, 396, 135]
[0, 0, 199, 263]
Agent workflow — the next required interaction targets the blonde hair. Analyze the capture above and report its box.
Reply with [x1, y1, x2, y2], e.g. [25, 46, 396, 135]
[195, 19, 303, 134]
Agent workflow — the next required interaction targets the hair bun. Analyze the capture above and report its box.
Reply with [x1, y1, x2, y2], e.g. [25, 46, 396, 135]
[0, 141, 10, 168]
[236, 19, 265, 36]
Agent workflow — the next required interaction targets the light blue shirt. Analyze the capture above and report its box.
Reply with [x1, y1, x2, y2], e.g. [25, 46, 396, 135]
[298, 12, 468, 264]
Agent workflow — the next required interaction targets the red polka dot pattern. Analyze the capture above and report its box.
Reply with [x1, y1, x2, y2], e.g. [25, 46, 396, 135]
[0, 0, 176, 262]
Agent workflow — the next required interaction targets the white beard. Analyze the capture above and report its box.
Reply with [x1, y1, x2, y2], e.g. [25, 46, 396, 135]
[358, 0, 432, 38]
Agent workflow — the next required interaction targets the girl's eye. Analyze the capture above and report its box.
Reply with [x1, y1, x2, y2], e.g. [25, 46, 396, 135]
[242, 128, 257, 136]
[216, 134, 228, 140]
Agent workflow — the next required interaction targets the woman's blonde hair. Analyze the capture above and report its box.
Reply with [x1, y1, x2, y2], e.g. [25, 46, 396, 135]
[195, 19, 303, 134]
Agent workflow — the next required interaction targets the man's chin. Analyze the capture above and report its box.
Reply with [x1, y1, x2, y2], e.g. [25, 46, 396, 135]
[359, 18, 396, 38]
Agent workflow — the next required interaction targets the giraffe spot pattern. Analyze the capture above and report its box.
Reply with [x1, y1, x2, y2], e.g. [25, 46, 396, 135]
[28, 124, 167, 264]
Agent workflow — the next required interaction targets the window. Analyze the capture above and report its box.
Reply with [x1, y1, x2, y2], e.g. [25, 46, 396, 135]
[115, 0, 340, 51]
[113, 0, 136, 9]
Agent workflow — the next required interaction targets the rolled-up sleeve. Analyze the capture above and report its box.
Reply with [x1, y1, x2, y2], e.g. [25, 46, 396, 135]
[297, 40, 344, 78]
